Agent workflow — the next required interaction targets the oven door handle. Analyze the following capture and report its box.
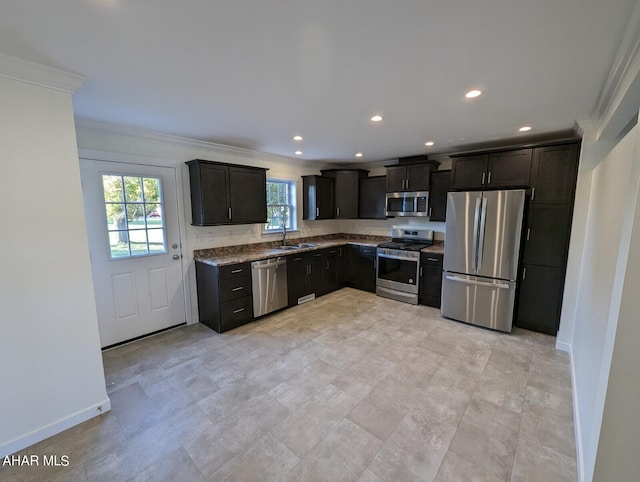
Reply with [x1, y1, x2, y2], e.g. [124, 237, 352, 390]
[377, 253, 416, 262]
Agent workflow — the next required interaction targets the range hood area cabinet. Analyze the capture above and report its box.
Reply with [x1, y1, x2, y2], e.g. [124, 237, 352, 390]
[321, 169, 369, 218]
[385, 157, 439, 192]
[187, 159, 268, 226]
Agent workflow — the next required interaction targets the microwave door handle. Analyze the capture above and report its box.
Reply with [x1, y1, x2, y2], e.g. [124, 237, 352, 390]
[472, 197, 481, 271]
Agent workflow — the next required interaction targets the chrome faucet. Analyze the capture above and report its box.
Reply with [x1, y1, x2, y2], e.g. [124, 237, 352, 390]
[281, 209, 287, 246]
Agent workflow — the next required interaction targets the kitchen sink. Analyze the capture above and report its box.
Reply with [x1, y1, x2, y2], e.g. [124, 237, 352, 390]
[276, 243, 318, 250]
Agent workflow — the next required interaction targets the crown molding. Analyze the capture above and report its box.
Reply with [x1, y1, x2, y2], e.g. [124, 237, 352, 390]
[0, 53, 84, 93]
[591, 0, 640, 137]
[74, 117, 334, 169]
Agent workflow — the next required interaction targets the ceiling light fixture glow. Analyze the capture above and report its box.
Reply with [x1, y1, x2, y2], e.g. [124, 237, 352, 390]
[425, 141, 435, 146]
[293, 135, 303, 141]
[355, 152, 363, 157]
[370, 115, 383, 122]
[465, 90, 482, 98]
[295, 150, 302, 155]
[518, 126, 532, 132]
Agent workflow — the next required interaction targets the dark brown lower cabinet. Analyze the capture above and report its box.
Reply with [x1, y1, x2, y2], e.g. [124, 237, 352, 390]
[419, 252, 443, 307]
[195, 261, 253, 333]
[516, 265, 565, 335]
[345, 245, 377, 293]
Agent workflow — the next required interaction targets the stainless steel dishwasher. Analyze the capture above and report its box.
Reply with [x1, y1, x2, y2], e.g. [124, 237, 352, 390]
[251, 257, 288, 317]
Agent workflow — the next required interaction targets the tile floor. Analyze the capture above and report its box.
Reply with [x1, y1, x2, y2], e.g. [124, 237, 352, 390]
[2, 288, 577, 481]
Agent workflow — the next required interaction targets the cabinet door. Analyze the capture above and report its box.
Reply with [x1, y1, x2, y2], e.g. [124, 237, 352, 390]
[359, 177, 386, 219]
[419, 262, 443, 307]
[192, 163, 230, 225]
[406, 164, 431, 191]
[450, 154, 488, 190]
[315, 176, 335, 219]
[386, 166, 407, 192]
[487, 149, 532, 188]
[523, 204, 572, 267]
[358, 246, 377, 293]
[345, 245, 360, 286]
[515, 265, 564, 335]
[322, 248, 342, 294]
[229, 167, 267, 224]
[335, 171, 359, 218]
[428, 171, 450, 221]
[530, 144, 579, 204]
[308, 252, 324, 295]
[287, 256, 308, 306]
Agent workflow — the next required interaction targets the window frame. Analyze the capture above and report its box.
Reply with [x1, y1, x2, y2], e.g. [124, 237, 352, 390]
[264, 178, 298, 234]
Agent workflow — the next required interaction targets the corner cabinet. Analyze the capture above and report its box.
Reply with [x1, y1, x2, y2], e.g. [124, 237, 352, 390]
[187, 159, 267, 226]
[302, 175, 334, 220]
[321, 169, 369, 219]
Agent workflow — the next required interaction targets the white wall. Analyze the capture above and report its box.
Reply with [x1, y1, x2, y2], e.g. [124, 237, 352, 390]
[593, 137, 640, 479]
[559, 122, 640, 480]
[0, 76, 109, 456]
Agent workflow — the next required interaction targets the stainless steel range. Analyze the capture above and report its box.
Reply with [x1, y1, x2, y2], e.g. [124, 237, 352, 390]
[376, 227, 434, 305]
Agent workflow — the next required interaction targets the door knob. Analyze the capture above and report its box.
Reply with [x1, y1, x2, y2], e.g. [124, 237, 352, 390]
[172, 254, 180, 260]
[172, 243, 179, 249]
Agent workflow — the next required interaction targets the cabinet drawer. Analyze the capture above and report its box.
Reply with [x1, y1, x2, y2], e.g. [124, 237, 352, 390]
[219, 275, 252, 302]
[220, 296, 253, 331]
[359, 245, 377, 259]
[219, 262, 251, 280]
[420, 252, 443, 265]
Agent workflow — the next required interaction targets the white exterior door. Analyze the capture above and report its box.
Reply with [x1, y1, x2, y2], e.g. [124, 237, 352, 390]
[80, 159, 186, 347]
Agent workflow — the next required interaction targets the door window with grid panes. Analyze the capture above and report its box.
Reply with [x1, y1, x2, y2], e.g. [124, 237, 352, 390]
[102, 174, 167, 258]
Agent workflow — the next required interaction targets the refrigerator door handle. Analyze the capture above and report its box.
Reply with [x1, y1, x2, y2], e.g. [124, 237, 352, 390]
[477, 196, 488, 271]
[445, 275, 510, 290]
[472, 197, 482, 271]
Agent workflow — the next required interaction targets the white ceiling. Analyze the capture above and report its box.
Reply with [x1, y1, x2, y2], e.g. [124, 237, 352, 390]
[0, 0, 633, 163]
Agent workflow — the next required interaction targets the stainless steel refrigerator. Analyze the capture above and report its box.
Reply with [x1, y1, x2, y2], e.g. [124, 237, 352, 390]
[441, 189, 525, 332]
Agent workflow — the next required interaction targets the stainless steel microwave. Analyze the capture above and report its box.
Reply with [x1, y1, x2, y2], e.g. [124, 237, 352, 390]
[385, 191, 429, 217]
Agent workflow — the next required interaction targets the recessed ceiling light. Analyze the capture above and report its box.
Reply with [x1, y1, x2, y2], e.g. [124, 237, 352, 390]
[295, 150, 302, 155]
[370, 115, 383, 122]
[465, 90, 482, 99]
[425, 141, 435, 147]
[293, 135, 303, 141]
[355, 152, 363, 157]
[518, 126, 532, 132]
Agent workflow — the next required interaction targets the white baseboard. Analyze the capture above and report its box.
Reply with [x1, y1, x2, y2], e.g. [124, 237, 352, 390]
[0, 398, 111, 458]
[556, 340, 572, 352]
[567, 344, 586, 482]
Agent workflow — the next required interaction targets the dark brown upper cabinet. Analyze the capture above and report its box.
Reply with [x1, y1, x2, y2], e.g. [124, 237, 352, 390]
[385, 160, 436, 192]
[321, 169, 369, 219]
[302, 175, 334, 220]
[530, 143, 580, 204]
[187, 159, 267, 226]
[358, 176, 387, 219]
[451, 149, 532, 191]
[428, 170, 451, 222]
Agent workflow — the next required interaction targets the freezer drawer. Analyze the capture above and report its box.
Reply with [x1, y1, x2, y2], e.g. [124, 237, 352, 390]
[441, 272, 516, 332]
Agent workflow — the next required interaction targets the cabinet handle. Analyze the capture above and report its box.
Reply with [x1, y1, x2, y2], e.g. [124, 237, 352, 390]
[228, 207, 232, 219]
[337, 207, 340, 216]
[482, 172, 486, 185]
[231, 269, 243, 274]
[406, 179, 409, 189]
[231, 287, 244, 292]
[308, 265, 312, 274]
[526, 228, 531, 241]
[523, 267, 527, 280]
[531, 187, 536, 201]
[488, 171, 492, 184]
[316, 207, 319, 217]
[233, 308, 245, 314]
[420, 266, 423, 276]
[428, 208, 432, 217]
[427, 257, 439, 262]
